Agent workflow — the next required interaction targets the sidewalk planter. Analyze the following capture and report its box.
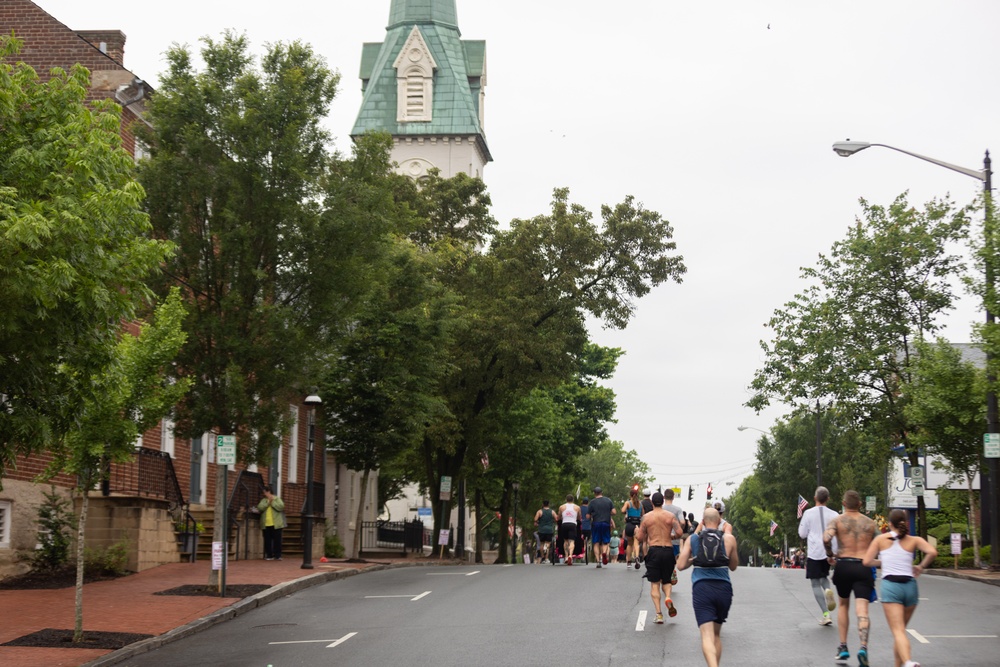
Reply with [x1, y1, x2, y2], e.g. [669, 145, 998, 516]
[177, 532, 198, 559]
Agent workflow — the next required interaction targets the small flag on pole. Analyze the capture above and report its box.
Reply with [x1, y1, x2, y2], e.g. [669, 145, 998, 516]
[480, 451, 489, 469]
[769, 520, 778, 536]
[797, 494, 809, 519]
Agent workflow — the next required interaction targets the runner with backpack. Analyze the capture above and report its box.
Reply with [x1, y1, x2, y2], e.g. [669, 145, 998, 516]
[677, 506, 739, 667]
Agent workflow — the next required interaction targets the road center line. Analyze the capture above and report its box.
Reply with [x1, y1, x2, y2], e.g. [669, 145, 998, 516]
[365, 595, 417, 598]
[923, 635, 998, 639]
[466, 570, 480, 576]
[636, 610, 647, 632]
[411, 591, 432, 601]
[907, 629, 930, 644]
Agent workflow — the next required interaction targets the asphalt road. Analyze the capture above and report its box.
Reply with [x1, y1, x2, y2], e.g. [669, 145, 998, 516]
[127, 563, 999, 666]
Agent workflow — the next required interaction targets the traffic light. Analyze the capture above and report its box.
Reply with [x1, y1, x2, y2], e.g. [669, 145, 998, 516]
[706, 483, 713, 500]
[688, 486, 694, 501]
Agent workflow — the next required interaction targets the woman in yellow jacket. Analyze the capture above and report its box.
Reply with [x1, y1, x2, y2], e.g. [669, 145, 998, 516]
[258, 484, 286, 560]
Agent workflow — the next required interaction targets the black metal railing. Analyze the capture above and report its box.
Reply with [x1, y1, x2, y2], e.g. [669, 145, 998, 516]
[107, 447, 186, 510]
[227, 469, 265, 560]
[358, 519, 426, 557]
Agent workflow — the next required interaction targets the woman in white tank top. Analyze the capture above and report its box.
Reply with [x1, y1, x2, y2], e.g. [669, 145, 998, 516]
[558, 495, 580, 565]
[863, 509, 936, 667]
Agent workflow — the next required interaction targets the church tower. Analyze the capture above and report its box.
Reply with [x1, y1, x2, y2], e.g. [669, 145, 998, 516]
[351, 0, 491, 180]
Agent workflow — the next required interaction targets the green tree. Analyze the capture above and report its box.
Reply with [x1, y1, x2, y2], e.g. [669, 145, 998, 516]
[321, 239, 462, 558]
[575, 439, 652, 506]
[903, 339, 985, 566]
[0, 37, 171, 475]
[417, 187, 686, 550]
[137, 34, 380, 583]
[748, 194, 970, 535]
[43, 291, 190, 642]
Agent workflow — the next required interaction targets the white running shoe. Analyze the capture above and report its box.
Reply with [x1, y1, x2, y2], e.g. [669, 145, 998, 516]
[825, 587, 836, 611]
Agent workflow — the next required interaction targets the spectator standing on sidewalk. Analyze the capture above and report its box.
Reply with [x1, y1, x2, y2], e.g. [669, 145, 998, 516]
[258, 484, 286, 560]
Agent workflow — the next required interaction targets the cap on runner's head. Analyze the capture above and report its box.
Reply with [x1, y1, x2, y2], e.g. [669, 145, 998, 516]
[581, 497, 589, 504]
[592, 486, 602, 495]
[713, 500, 726, 513]
[643, 488, 652, 497]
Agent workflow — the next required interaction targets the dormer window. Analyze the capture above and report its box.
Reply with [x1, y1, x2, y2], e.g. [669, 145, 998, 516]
[394, 27, 437, 123]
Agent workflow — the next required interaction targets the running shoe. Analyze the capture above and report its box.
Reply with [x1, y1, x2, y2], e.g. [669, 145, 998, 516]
[825, 587, 837, 611]
[654, 613, 664, 624]
[857, 647, 869, 667]
[634, 560, 640, 570]
[666, 599, 677, 618]
[596, 563, 602, 569]
[820, 612, 832, 626]
[835, 644, 849, 662]
[670, 569, 678, 585]
[602, 553, 608, 565]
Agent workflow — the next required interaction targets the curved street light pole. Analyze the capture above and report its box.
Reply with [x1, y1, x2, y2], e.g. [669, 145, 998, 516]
[832, 140, 997, 569]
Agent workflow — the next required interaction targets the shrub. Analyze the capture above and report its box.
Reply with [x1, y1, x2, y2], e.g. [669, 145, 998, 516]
[325, 533, 345, 558]
[84, 536, 131, 577]
[29, 487, 75, 572]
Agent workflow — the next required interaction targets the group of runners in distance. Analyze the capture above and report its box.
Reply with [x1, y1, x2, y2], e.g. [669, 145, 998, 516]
[534, 485, 739, 667]
[531, 482, 937, 667]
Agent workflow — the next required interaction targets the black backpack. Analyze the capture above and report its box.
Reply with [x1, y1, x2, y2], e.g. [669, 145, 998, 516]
[693, 528, 729, 568]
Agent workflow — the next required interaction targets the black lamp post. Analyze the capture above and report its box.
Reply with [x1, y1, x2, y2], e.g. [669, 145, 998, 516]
[511, 481, 520, 564]
[302, 393, 322, 569]
[833, 141, 997, 568]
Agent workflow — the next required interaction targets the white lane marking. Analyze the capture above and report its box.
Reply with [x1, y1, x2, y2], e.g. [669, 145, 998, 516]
[327, 632, 358, 648]
[636, 610, 647, 632]
[923, 635, 998, 639]
[411, 591, 432, 601]
[270, 632, 358, 649]
[908, 629, 930, 644]
[365, 595, 416, 598]
[467, 570, 480, 576]
[426, 572, 478, 576]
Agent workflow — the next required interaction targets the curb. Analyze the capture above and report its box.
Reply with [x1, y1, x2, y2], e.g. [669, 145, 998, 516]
[923, 568, 1000, 588]
[81, 559, 462, 667]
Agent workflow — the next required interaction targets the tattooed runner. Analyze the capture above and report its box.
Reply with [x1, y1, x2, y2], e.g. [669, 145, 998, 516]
[824, 490, 879, 667]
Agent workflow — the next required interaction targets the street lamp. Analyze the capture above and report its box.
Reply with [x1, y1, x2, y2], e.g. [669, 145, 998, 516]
[511, 481, 520, 564]
[301, 393, 322, 569]
[833, 140, 997, 569]
[737, 426, 767, 434]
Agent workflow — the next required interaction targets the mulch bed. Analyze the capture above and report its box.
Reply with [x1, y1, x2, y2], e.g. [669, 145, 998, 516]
[2, 628, 153, 650]
[0, 567, 126, 590]
[154, 583, 272, 598]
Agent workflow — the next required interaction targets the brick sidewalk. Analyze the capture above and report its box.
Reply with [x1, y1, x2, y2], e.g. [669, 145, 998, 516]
[0, 556, 418, 667]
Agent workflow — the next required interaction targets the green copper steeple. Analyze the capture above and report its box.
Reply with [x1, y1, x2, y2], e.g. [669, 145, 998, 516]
[388, 0, 459, 31]
[352, 0, 491, 175]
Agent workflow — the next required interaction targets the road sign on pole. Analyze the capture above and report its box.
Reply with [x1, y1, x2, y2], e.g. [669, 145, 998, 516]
[216, 435, 236, 466]
[985, 433, 1000, 459]
[865, 496, 876, 513]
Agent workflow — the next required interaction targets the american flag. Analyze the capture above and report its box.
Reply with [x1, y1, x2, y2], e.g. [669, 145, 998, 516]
[769, 520, 779, 537]
[797, 494, 809, 519]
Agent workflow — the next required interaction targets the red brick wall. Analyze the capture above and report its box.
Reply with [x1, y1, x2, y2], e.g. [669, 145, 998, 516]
[0, 0, 142, 153]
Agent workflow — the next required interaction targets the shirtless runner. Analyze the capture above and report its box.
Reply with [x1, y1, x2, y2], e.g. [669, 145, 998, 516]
[824, 490, 879, 667]
[635, 491, 684, 622]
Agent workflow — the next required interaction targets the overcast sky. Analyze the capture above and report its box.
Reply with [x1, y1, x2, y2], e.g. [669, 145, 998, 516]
[34, 0, 1000, 502]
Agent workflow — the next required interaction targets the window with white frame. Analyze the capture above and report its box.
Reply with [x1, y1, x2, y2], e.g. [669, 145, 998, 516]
[0, 500, 11, 549]
[288, 405, 299, 483]
[161, 417, 176, 458]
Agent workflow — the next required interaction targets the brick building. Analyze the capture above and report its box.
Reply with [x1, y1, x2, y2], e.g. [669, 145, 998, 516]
[0, 0, 358, 578]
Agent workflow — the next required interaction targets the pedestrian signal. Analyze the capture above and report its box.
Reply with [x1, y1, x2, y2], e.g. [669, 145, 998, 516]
[688, 486, 694, 501]
[706, 483, 713, 500]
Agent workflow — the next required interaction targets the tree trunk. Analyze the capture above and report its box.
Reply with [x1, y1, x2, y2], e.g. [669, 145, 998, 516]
[969, 478, 981, 569]
[209, 463, 226, 587]
[474, 488, 483, 564]
[352, 468, 370, 559]
[74, 486, 89, 643]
